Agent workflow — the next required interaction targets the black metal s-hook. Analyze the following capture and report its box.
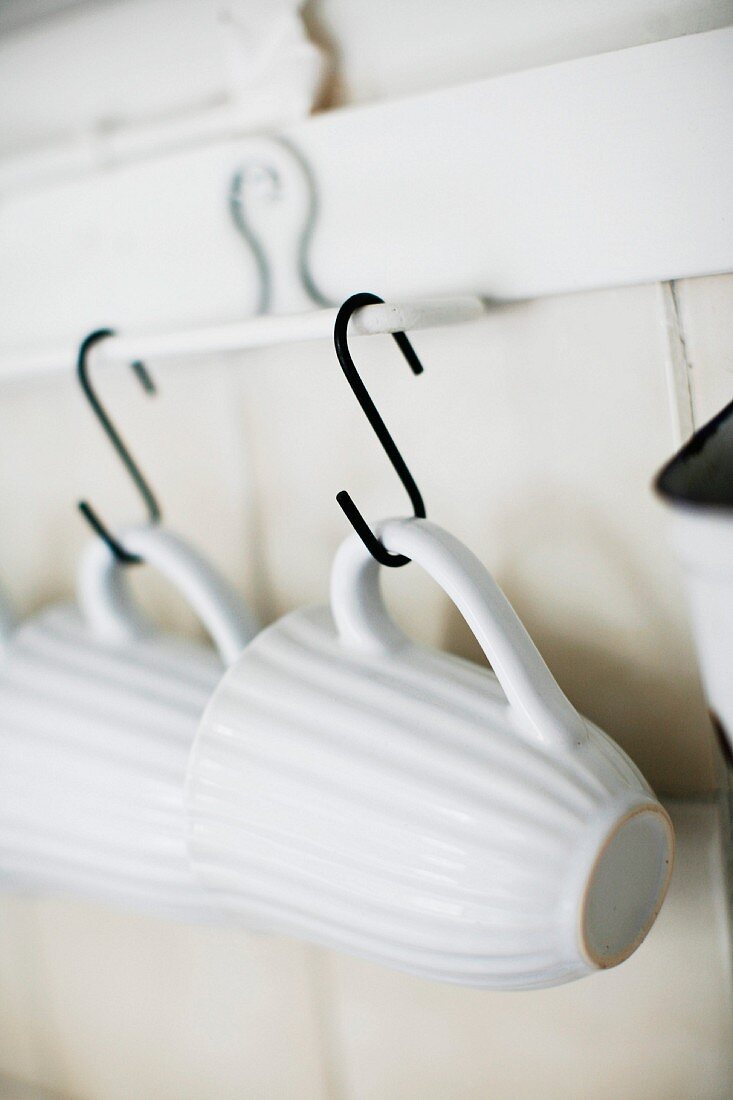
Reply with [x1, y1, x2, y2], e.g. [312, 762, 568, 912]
[76, 328, 161, 565]
[334, 292, 426, 568]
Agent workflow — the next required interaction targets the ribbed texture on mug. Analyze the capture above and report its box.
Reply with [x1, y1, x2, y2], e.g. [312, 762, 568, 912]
[187, 607, 656, 988]
[0, 605, 221, 920]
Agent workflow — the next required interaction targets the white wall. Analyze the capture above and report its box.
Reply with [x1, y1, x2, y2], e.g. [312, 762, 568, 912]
[0, 3, 732, 1098]
[3, 0, 732, 159]
[306, 0, 733, 104]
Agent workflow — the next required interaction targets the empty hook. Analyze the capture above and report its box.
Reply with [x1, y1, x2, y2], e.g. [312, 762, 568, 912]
[334, 292, 426, 568]
[76, 328, 161, 566]
[229, 135, 332, 315]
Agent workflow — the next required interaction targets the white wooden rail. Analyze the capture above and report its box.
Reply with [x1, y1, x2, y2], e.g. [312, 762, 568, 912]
[0, 298, 485, 380]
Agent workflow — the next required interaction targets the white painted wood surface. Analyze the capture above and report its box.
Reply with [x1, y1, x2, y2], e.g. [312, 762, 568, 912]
[294, 28, 733, 302]
[0, 8, 732, 1098]
[0, 251, 730, 1100]
[307, 0, 733, 105]
[1, 29, 731, 367]
[0, 0, 324, 161]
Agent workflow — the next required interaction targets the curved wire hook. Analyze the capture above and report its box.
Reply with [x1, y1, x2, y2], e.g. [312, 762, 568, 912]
[76, 328, 161, 566]
[229, 136, 332, 315]
[334, 292, 426, 568]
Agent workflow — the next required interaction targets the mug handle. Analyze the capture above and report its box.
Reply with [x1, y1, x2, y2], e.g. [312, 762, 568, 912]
[77, 525, 259, 667]
[330, 517, 588, 750]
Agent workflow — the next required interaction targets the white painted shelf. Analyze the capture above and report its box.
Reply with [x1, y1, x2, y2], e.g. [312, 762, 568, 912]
[0, 28, 731, 376]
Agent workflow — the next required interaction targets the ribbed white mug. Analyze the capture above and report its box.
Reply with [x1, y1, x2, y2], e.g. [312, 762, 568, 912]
[186, 518, 674, 989]
[0, 525, 257, 919]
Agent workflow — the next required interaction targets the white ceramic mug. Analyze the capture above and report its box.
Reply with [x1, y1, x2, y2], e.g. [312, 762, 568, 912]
[185, 517, 674, 989]
[655, 398, 733, 756]
[0, 524, 257, 920]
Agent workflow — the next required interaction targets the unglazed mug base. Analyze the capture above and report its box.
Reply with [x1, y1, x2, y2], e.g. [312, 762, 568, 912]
[579, 803, 674, 970]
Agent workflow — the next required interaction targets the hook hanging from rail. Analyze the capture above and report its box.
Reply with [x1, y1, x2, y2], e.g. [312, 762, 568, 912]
[76, 328, 161, 566]
[334, 292, 426, 568]
[229, 135, 331, 316]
